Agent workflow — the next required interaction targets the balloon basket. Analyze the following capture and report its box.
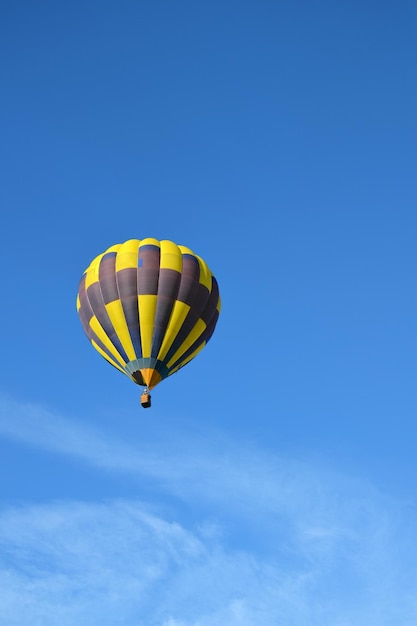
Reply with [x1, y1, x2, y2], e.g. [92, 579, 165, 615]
[140, 391, 151, 408]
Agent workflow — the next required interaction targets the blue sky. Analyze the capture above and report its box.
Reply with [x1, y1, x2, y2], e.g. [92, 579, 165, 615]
[1, 1, 417, 624]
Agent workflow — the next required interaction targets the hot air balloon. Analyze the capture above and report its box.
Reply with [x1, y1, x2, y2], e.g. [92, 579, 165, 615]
[76, 238, 221, 408]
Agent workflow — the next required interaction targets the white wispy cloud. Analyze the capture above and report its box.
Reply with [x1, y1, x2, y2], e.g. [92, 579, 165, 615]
[0, 396, 417, 625]
[0, 496, 416, 626]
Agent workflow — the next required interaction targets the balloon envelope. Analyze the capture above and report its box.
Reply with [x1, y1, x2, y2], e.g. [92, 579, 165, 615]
[76, 238, 221, 390]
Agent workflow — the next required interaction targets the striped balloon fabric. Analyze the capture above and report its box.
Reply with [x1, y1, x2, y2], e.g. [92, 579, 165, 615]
[76, 238, 221, 390]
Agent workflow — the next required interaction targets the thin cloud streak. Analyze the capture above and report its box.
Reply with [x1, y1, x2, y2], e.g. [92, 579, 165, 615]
[0, 397, 408, 539]
[0, 396, 389, 546]
[0, 396, 377, 508]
